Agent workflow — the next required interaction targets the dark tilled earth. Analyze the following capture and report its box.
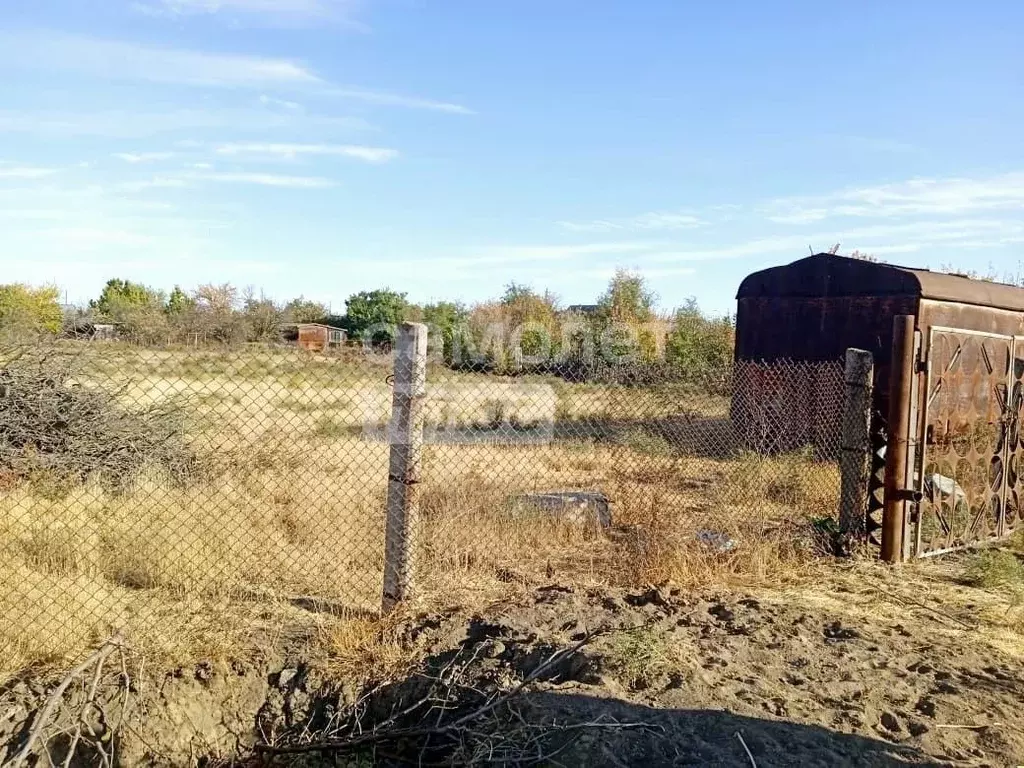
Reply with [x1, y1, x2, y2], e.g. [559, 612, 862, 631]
[346, 582, 1024, 767]
[4, 571, 1023, 767]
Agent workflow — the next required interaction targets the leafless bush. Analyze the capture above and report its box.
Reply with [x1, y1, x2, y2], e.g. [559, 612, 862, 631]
[0, 346, 201, 494]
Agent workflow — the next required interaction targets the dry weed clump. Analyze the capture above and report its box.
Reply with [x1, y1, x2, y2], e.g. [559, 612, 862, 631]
[0, 346, 201, 494]
[327, 614, 419, 682]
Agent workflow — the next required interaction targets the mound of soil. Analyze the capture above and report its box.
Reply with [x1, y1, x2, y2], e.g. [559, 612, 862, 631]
[4, 579, 1023, 766]
[253, 584, 1024, 766]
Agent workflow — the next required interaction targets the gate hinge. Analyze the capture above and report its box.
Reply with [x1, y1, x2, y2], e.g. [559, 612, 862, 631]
[915, 356, 929, 375]
[892, 489, 924, 503]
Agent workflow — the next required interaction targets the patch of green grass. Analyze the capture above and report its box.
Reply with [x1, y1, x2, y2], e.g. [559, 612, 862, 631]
[962, 549, 1024, 589]
[605, 628, 672, 691]
[312, 416, 347, 439]
[1008, 527, 1024, 554]
[619, 428, 673, 457]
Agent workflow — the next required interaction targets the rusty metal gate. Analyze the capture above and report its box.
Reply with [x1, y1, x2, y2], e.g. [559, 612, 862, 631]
[912, 327, 1023, 557]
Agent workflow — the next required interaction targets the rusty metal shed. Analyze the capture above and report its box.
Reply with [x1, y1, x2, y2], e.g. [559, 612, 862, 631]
[736, 253, 1024, 414]
[286, 323, 347, 352]
[736, 253, 1024, 558]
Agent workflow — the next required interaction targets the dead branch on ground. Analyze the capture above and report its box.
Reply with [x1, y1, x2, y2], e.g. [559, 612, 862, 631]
[255, 625, 662, 766]
[11, 635, 128, 768]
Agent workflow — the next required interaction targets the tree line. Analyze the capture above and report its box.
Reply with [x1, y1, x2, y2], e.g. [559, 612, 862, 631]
[0, 270, 735, 376]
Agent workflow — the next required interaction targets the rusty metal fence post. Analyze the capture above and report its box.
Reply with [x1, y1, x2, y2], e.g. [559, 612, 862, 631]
[382, 322, 428, 613]
[839, 348, 874, 543]
[882, 315, 917, 563]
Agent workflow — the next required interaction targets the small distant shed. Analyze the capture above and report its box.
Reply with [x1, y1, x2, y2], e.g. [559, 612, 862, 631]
[735, 253, 1024, 426]
[92, 324, 117, 341]
[292, 323, 346, 352]
[64, 320, 118, 341]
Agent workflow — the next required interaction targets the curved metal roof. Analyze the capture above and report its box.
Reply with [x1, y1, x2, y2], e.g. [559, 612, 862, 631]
[737, 253, 1024, 312]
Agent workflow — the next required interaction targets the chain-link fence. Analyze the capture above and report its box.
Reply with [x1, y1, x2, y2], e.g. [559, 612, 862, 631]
[0, 337, 846, 679]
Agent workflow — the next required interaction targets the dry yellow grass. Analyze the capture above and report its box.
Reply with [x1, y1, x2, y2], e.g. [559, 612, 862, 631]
[0, 344, 838, 682]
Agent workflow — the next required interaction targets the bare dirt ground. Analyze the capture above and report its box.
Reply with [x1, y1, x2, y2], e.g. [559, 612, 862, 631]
[3, 555, 1023, 767]
[266, 558, 1020, 768]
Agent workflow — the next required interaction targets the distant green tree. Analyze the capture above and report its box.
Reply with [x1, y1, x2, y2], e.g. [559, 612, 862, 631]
[403, 303, 425, 323]
[243, 288, 285, 343]
[92, 279, 162, 318]
[343, 289, 408, 347]
[498, 284, 561, 362]
[166, 285, 194, 315]
[500, 282, 539, 306]
[0, 284, 63, 335]
[594, 270, 658, 362]
[665, 298, 735, 376]
[285, 296, 329, 324]
[596, 269, 656, 325]
[422, 301, 469, 363]
[90, 279, 168, 344]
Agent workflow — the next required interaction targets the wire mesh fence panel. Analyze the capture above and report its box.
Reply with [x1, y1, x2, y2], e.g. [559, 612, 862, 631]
[0, 335, 847, 678]
[0, 341, 392, 677]
[410, 354, 847, 601]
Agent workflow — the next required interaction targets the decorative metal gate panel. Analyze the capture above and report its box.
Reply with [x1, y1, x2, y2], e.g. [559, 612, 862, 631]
[914, 328, 1014, 557]
[1003, 339, 1024, 540]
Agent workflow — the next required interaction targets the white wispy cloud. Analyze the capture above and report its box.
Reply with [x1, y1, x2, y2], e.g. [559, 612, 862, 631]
[478, 241, 660, 264]
[646, 219, 1024, 264]
[259, 94, 302, 111]
[837, 136, 922, 155]
[0, 31, 321, 88]
[0, 165, 59, 179]
[0, 208, 74, 220]
[120, 177, 192, 192]
[0, 109, 370, 139]
[376, 242, 659, 272]
[215, 142, 398, 163]
[134, 0, 364, 28]
[47, 228, 156, 248]
[764, 172, 1024, 224]
[326, 87, 475, 115]
[0, 31, 474, 115]
[558, 210, 703, 233]
[188, 171, 336, 188]
[113, 152, 176, 163]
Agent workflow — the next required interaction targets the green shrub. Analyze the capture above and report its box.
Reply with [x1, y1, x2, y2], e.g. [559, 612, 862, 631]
[962, 550, 1024, 589]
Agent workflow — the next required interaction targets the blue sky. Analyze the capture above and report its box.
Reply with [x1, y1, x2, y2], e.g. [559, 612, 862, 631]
[2, 0, 1023, 315]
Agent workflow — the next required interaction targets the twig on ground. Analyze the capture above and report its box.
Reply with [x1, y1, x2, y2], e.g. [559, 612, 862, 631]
[11, 635, 124, 768]
[61, 649, 108, 768]
[935, 723, 1003, 730]
[255, 624, 647, 761]
[108, 647, 136, 768]
[736, 731, 758, 768]
[888, 594, 976, 630]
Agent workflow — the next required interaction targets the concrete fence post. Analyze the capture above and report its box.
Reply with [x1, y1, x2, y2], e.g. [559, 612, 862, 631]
[839, 348, 875, 542]
[382, 322, 428, 614]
